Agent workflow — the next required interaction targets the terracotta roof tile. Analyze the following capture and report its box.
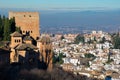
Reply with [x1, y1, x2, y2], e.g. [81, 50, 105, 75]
[10, 31, 22, 37]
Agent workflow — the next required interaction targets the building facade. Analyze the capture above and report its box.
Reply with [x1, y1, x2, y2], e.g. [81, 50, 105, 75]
[9, 12, 53, 71]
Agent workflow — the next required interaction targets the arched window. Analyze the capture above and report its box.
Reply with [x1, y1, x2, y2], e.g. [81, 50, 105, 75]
[24, 15, 26, 17]
[23, 31, 25, 33]
[15, 40, 17, 43]
[29, 15, 31, 17]
[17, 40, 19, 43]
[31, 31, 32, 33]
[19, 40, 20, 42]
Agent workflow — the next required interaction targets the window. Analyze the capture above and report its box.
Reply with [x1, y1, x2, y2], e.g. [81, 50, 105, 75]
[15, 39, 21, 43]
[23, 31, 25, 33]
[24, 15, 26, 17]
[19, 40, 20, 42]
[29, 15, 31, 17]
[15, 40, 17, 43]
[17, 40, 19, 43]
[31, 31, 32, 33]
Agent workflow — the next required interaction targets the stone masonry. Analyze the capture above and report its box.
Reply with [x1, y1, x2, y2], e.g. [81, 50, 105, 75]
[9, 12, 40, 40]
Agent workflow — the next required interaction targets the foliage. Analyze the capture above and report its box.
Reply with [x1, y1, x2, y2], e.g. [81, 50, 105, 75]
[53, 53, 64, 64]
[86, 62, 90, 67]
[84, 53, 95, 58]
[53, 55, 57, 64]
[106, 53, 113, 64]
[0, 15, 4, 40]
[112, 33, 120, 49]
[61, 35, 65, 40]
[99, 37, 106, 43]
[106, 59, 114, 64]
[9, 17, 16, 33]
[3, 18, 11, 41]
[16, 27, 22, 33]
[0, 15, 19, 41]
[74, 34, 84, 44]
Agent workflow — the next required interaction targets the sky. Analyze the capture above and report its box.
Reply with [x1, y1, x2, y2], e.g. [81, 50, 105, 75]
[0, 0, 120, 10]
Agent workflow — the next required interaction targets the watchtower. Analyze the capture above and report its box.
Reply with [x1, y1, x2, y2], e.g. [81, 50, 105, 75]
[9, 12, 40, 40]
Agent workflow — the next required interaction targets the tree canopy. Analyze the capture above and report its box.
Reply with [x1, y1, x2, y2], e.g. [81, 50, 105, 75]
[74, 34, 84, 44]
[0, 15, 18, 41]
[112, 33, 120, 49]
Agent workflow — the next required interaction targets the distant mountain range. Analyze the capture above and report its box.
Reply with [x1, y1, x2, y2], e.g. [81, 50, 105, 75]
[0, 8, 120, 33]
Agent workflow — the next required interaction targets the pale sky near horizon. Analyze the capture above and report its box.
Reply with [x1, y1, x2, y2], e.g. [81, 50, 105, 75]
[0, 0, 120, 10]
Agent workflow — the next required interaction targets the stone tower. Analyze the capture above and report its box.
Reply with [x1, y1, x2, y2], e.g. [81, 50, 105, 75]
[37, 35, 53, 71]
[9, 12, 40, 40]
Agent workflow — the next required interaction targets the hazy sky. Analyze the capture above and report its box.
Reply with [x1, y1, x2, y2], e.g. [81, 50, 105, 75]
[0, 0, 120, 10]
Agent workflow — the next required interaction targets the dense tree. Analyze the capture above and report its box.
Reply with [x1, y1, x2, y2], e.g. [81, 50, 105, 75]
[53, 53, 64, 64]
[0, 15, 3, 40]
[0, 26, 3, 40]
[74, 34, 84, 44]
[16, 27, 22, 33]
[113, 33, 120, 49]
[0, 15, 2, 26]
[99, 37, 106, 43]
[84, 53, 95, 58]
[3, 18, 11, 41]
[0, 15, 19, 41]
[9, 17, 16, 33]
[84, 53, 96, 61]
[61, 35, 65, 40]
[58, 53, 64, 64]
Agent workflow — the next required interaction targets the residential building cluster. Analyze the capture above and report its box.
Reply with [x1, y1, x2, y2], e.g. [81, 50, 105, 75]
[52, 31, 120, 80]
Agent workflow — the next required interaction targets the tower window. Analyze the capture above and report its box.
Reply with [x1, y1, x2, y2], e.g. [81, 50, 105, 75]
[29, 15, 31, 17]
[23, 31, 25, 33]
[24, 15, 26, 17]
[31, 31, 32, 33]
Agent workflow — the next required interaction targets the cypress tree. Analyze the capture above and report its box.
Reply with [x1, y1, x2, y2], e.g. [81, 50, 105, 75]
[0, 15, 2, 40]
[0, 15, 3, 40]
[0, 15, 2, 26]
[9, 17, 16, 33]
[2, 15, 5, 25]
[16, 27, 21, 33]
[3, 18, 11, 41]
